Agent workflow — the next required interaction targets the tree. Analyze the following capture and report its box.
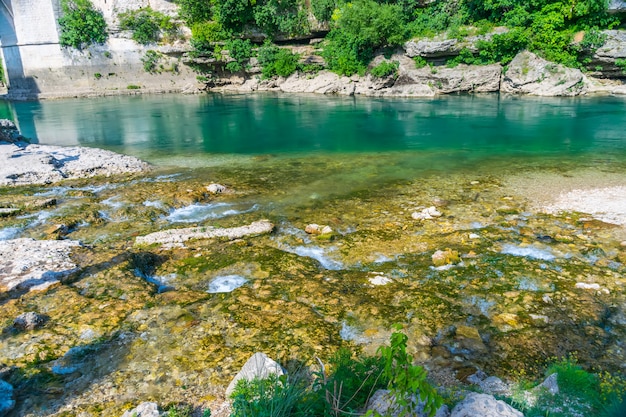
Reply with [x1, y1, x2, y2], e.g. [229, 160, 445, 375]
[58, 0, 108, 49]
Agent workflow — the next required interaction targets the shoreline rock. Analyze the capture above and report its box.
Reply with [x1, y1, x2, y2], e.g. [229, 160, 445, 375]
[0, 139, 150, 187]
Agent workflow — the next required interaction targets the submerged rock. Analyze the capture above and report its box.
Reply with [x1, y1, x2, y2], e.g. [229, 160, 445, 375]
[135, 220, 274, 247]
[206, 183, 227, 193]
[225, 352, 284, 397]
[13, 312, 48, 331]
[450, 393, 523, 417]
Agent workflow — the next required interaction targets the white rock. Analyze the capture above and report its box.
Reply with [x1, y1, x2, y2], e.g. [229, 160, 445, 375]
[0, 238, 81, 292]
[135, 220, 274, 247]
[121, 402, 160, 417]
[575, 282, 601, 290]
[0, 143, 149, 186]
[451, 393, 523, 417]
[206, 183, 226, 193]
[367, 389, 450, 417]
[469, 233, 480, 239]
[225, 352, 284, 397]
[369, 275, 392, 286]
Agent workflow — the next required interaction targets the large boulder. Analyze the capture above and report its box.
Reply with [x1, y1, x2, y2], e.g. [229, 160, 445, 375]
[450, 393, 523, 417]
[225, 352, 284, 397]
[404, 28, 509, 59]
[501, 51, 587, 96]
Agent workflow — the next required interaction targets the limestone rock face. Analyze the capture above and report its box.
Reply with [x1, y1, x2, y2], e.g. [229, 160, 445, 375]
[502, 51, 587, 96]
[587, 30, 626, 78]
[225, 352, 284, 397]
[609, 0, 626, 13]
[450, 393, 523, 417]
[404, 39, 460, 58]
[0, 238, 81, 292]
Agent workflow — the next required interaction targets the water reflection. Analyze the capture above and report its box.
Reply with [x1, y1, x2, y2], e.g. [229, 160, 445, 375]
[2, 94, 626, 161]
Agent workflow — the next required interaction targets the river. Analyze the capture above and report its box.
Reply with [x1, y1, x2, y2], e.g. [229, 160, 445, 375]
[0, 93, 625, 416]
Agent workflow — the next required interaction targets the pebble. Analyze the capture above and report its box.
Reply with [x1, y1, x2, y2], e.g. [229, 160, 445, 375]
[206, 183, 226, 193]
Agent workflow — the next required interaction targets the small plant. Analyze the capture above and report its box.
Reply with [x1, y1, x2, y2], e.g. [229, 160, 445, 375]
[616, 59, 626, 74]
[230, 373, 311, 417]
[127, 84, 141, 89]
[370, 60, 399, 78]
[94, 72, 102, 79]
[413, 56, 428, 69]
[373, 324, 443, 417]
[166, 404, 192, 417]
[58, 0, 108, 49]
[142, 50, 161, 73]
[0, 60, 5, 85]
[103, 51, 112, 58]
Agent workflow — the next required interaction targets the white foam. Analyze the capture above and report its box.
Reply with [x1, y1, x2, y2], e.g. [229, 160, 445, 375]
[501, 244, 555, 261]
[291, 246, 343, 270]
[208, 275, 248, 293]
[165, 202, 258, 223]
[101, 197, 125, 209]
[339, 322, 369, 344]
[143, 200, 165, 209]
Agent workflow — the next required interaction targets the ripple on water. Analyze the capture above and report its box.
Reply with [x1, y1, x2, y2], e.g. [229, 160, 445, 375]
[207, 275, 248, 293]
[339, 322, 369, 344]
[291, 246, 343, 270]
[0, 227, 21, 240]
[165, 202, 258, 223]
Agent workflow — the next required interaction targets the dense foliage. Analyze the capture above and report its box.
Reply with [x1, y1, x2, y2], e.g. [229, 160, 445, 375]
[177, 0, 623, 75]
[119, 7, 178, 44]
[58, 0, 108, 49]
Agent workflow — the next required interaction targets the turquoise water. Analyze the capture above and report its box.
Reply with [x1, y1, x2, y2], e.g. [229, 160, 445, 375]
[3, 94, 626, 164]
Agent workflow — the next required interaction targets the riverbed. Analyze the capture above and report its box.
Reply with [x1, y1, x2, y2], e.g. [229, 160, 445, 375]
[0, 93, 625, 416]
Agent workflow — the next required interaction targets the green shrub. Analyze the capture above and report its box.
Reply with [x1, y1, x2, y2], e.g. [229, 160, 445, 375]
[119, 7, 178, 44]
[615, 58, 626, 73]
[0, 60, 5, 85]
[257, 43, 300, 78]
[370, 60, 399, 78]
[311, 348, 388, 416]
[142, 50, 162, 72]
[58, 0, 108, 49]
[230, 373, 311, 417]
[127, 84, 141, 89]
[253, 0, 310, 37]
[224, 39, 253, 72]
[312, 0, 336, 23]
[322, 0, 407, 76]
[94, 72, 102, 79]
[413, 56, 428, 68]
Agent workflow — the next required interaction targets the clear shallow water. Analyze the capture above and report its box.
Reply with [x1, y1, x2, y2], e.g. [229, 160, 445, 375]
[3, 93, 626, 166]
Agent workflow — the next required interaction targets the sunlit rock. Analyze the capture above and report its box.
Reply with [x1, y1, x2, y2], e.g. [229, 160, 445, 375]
[225, 352, 284, 397]
[451, 393, 523, 417]
[206, 183, 227, 193]
[121, 402, 160, 417]
[432, 249, 460, 267]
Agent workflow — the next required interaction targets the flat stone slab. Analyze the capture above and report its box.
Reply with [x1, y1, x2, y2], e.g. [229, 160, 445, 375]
[135, 220, 275, 247]
[0, 142, 149, 186]
[0, 238, 81, 292]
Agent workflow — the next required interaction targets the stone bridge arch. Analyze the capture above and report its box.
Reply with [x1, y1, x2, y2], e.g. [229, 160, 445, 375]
[0, 0, 17, 89]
